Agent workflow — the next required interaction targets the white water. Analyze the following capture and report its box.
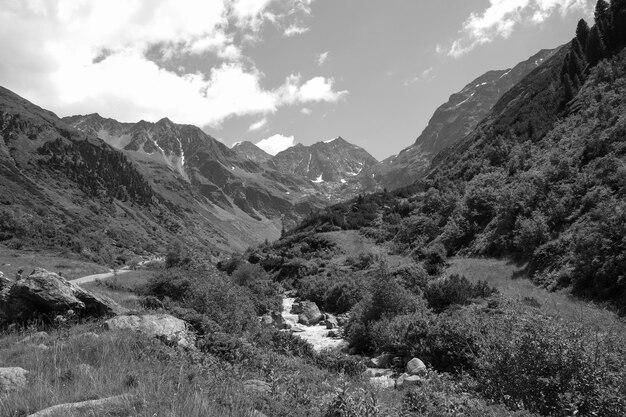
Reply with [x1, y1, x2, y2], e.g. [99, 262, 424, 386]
[281, 298, 347, 352]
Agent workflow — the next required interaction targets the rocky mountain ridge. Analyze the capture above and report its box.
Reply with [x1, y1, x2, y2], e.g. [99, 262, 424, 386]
[373, 48, 559, 190]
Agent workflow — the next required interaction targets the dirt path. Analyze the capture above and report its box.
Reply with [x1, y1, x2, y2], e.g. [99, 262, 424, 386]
[70, 268, 131, 285]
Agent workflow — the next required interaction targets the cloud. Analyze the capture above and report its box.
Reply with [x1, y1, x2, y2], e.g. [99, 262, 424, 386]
[279, 75, 348, 104]
[249, 117, 268, 131]
[316, 51, 329, 66]
[284, 25, 310, 37]
[301, 107, 312, 115]
[255, 134, 296, 155]
[0, 0, 342, 129]
[445, 0, 591, 57]
[404, 67, 435, 86]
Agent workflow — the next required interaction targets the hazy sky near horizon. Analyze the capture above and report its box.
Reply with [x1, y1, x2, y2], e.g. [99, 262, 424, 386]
[0, 0, 595, 160]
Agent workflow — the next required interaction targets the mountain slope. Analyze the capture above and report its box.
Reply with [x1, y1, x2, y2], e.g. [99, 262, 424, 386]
[232, 141, 273, 164]
[283, 6, 626, 311]
[64, 114, 323, 231]
[374, 48, 558, 190]
[271, 137, 378, 201]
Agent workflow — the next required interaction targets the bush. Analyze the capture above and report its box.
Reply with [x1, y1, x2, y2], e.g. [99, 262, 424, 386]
[315, 350, 366, 377]
[423, 274, 497, 313]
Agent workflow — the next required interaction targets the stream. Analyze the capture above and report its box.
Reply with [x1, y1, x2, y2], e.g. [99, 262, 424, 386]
[281, 297, 395, 388]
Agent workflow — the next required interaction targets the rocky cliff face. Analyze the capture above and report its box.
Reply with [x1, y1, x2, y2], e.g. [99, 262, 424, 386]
[271, 137, 378, 201]
[374, 48, 559, 190]
[232, 141, 273, 164]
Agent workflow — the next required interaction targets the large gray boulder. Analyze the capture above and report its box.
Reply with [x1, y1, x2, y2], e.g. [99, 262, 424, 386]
[406, 358, 426, 375]
[298, 301, 322, 325]
[1, 268, 127, 323]
[0, 367, 29, 394]
[105, 314, 194, 348]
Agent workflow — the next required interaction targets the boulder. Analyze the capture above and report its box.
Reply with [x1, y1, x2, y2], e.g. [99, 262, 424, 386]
[325, 316, 339, 329]
[140, 296, 164, 310]
[336, 314, 349, 327]
[395, 373, 423, 389]
[0, 367, 29, 394]
[260, 311, 288, 329]
[290, 302, 303, 314]
[27, 394, 140, 417]
[363, 368, 393, 378]
[105, 314, 194, 348]
[298, 314, 310, 326]
[243, 379, 271, 395]
[2, 268, 127, 323]
[406, 358, 426, 375]
[367, 353, 394, 369]
[299, 301, 322, 325]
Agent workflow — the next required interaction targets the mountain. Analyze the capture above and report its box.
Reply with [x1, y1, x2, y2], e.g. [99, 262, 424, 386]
[271, 137, 379, 201]
[232, 141, 273, 164]
[0, 86, 332, 263]
[374, 48, 558, 190]
[64, 114, 323, 230]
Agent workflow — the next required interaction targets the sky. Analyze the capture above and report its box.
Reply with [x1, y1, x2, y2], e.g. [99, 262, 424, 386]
[0, 0, 595, 160]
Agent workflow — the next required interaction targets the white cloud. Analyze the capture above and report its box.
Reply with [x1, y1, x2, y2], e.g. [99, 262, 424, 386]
[446, 0, 591, 57]
[249, 117, 268, 131]
[255, 134, 296, 155]
[284, 25, 310, 37]
[316, 51, 330, 66]
[301, 107, 312, 115]
[0, 0, 343, 129]
[403, 67, 435, 86]
[279, 75, 348, 104]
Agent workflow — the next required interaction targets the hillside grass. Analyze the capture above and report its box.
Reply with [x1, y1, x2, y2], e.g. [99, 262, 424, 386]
[0, 246, 109, 281]
[80, 270, 157, 310]
[445, 257, 626, 334]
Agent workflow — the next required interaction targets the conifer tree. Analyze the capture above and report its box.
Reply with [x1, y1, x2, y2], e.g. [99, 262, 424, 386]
[568, 47, 585, 78]
[586, 25, 607, 65]
[570, 38, 585, 61]
[595, 0, 609, 23]
[576, 19, 590, 49]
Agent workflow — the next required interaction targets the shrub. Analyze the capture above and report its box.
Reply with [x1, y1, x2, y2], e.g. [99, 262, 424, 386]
[315, 350, 366, 377]
[423, 274, 497, 313]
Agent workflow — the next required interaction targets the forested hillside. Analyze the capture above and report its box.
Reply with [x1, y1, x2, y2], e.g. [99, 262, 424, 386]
[284, 3, 626, 312]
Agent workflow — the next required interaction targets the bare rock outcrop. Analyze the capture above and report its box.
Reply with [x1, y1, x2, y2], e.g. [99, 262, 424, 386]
[105, 314, 194, 348]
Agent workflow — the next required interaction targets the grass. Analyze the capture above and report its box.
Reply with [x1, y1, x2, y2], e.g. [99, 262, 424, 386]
[0, 246, 109, 281]
[0, 322, 405, 417]
[445, 257, 626, 334]
[80, 270, 157, 310]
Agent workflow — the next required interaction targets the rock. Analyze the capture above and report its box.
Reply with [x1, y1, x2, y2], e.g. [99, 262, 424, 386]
[396, 373, 423, 389]
[105, 314, 194, 348]
[325, 316, 338, 329]
[20, 331, 49, 344]
[367, 353, 394, 369]
[337, 314, 349, 327]
[364, 368, 393, 378]
[290, 302, 303, 314]
[243, 379, 271, 395]
[327, 330, 339, 338]
[0, 367, 29, 394]
[299, 301, 322, 325]
[406, 358, 426, 375]
[260, 311, 288, 329]
[291, 326, 306, 333]
[0, 271, 12, 290]
[2, 268, 127, 323]
[298, 314, 310, 326]
[27, 394, 140, 417]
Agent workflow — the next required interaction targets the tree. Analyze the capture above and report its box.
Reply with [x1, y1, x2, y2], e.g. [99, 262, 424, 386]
[595, 0, 609, 23]
[586, 25, 607, 65]
[576, 19, 590, 49]
[563, 74, 575, 102]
